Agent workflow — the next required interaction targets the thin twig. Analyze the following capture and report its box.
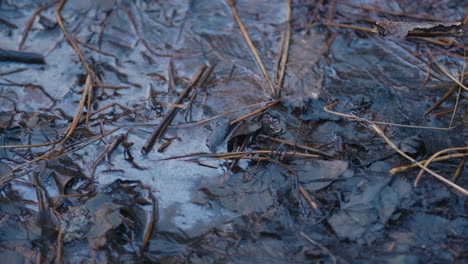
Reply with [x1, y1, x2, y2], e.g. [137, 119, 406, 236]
[414, 146, 468, 186]
[322, 22, 378, 34]
[141, 65, 208, 154]
[276, 0, 291, 97]
[229, 99, 280, 124]
[178, 100, 275, 127]
[427, 47, 468, 92]
[162, 150, 320, 161]
[0, 75, 93, 183]
[299, 186, 318, 210]
[226, 0, 276, 96]
[18, 0, 60, 50]
[300, 232, 336, 264]
[390, 153, 468, 174]
[324, 102, 452, 130]
[140, 191, 157, 255]
[371, 124, 467, 195]
[257, 134, 334, 159]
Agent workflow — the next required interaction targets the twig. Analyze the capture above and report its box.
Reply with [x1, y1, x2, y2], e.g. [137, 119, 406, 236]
[322, 22, 378, 34]
[427, 47, 468, 92]
[276, 0, 292, 97]
[57, 227, 63, 264]
[140, 191, 158, 255]
[257, 134, 334, 159]
[141, 65, 208, 154]
[18, 0, 60, 50]
[323, 102, 452, 130]
[423, 85, 458, 117]
[0, 48, 45, 64]
[390, 153, 468, 173]
[300, 232, 336, 264]
[74, 37, 121, 67]
[225, 0, 276, 96]
[299, 186, 318, 210]
[0, 75, 93, 183]
[229, 99, 280, 124]
[371, 124, 467, 195]
[162, 150, 320, 161]
[414, 146, 468, 186]
[179, 100, 275, 127]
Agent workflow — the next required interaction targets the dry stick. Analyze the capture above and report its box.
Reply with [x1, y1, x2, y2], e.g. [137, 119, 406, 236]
[390, 153, 468, 173]
[298, 185, 318, 210]
[413, 146, 468, 186]
[226, 0, 276, 96]
[229, 99, 281, 124]
[18, 0, 60, 50]
[257, 134, 334, 159]
[300, 232, 336, 264]
[427, 47, 468, 92]
[371, 124, 468, 195]
[141, 65, 208, 154]
[322, 22, 379, 34]
[277, 0, 292, 97]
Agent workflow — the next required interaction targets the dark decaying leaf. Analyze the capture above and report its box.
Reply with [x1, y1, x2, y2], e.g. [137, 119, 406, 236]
[376, 20, 465, 38]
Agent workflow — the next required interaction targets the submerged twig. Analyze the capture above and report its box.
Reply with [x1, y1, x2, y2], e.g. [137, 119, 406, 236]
[226, 0, 276, 96]
[18, 0, 60, 50]
[0, 48, 45, 64]
[300, 232, 336, 264]
[276, 0, 292, 97]
[141, 65, 209, 154]
[0, 75, 93, 183]
[427, 48, 468, 92]
[257, 134, 334, 159]
[324, 102, 452, 130]
[229, 99, 280, 124]
[162, 150, 320, 161]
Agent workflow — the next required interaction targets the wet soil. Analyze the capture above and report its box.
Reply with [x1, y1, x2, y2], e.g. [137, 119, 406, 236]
[0, 0, 466, 263]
